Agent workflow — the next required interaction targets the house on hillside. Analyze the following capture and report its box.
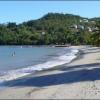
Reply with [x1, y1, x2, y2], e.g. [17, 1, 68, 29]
[83, 19, 88, 22]
[87, 27, 92, 32]
[92, 27, 99, 32]
[78, 25, 84, 30]
[80, 19, 82, 23]
[70, 24, 78, 29]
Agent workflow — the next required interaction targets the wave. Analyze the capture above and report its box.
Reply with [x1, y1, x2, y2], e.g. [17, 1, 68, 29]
[0, 48, 79, 83]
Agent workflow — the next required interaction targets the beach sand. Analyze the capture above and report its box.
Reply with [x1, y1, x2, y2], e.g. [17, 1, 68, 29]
[0, 46, 100, 99]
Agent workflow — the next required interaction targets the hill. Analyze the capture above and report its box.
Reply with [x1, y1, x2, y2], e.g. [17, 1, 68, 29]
[0, 13, 100, 45]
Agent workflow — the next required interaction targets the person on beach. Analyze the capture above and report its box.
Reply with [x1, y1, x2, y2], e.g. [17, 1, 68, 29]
[12, 51, 15, 56]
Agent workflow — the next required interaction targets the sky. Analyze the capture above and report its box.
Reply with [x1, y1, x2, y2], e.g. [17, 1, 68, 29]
[0, 1, 100, 24]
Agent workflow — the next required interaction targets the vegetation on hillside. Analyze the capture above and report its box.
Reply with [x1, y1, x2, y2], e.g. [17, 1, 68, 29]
[0, 13, 100, 46]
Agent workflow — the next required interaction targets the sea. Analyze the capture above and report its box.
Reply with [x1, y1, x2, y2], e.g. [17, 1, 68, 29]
[0, 46, 79, 84]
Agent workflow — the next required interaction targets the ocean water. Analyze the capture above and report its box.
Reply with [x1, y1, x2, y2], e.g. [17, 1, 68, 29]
[0, 46, 79, 83]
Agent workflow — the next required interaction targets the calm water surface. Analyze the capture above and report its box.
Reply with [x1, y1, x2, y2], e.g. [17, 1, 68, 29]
[0, 46, 63, 71]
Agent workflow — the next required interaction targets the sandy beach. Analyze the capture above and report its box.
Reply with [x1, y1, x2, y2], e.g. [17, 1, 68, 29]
[0, 46, 100, 99]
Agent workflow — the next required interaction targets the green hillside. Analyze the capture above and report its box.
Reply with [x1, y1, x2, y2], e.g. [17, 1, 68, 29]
[0, 13, 100, 46]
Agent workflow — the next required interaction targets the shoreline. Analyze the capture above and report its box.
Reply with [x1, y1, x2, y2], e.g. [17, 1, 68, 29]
[0, 46, 79, 83]
[0, 44, 92, 47]
[0, 46, 100, 99]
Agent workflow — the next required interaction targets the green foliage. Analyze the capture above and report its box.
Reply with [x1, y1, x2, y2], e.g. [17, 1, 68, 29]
[91, 21, 100, 46]
[0, 13, 99, 46]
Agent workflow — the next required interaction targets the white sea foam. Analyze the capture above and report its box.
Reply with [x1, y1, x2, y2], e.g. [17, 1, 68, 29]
[0, 48, 79, 83]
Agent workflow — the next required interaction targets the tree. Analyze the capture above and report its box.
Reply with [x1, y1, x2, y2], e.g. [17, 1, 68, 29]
[91, 21, 100, 46]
